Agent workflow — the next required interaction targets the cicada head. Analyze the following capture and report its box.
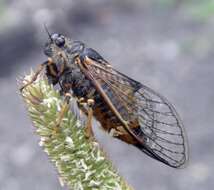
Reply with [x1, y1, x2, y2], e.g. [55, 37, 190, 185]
[44, 33, 71, 59]
[44, 32, 84, 65]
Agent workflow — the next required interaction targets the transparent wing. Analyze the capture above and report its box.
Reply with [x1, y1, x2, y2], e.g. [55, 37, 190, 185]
[84, 58, 188, 168]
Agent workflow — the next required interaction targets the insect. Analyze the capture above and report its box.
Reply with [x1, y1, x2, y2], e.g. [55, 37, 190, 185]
[20, 30, 188, 168]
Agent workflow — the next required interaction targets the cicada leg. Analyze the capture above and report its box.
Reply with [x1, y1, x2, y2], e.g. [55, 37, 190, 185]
[19, 58, 52, 92]
[109, 126, 125, 137]
[53, 93, 72, 134]
[77, 97, 95, 139]
[57, 52, 68, 74]
[84, 99, 95, 139]
[54, 95, 95, 139]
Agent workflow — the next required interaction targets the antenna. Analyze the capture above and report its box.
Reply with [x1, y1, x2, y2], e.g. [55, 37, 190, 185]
[44, 23, 52, 41]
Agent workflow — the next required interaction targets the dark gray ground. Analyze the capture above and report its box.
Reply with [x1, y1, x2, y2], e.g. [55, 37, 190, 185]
[0, 0, 214, 190]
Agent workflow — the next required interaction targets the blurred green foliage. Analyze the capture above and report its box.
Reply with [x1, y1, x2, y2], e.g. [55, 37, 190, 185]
[0, 0, 5, 19]
[186, 0, 214, 21]
[153, 0, 214, 21]
[156, 0, 178, 7]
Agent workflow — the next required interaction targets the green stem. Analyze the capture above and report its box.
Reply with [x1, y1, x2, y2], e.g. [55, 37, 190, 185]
[20, 72, 134, 190]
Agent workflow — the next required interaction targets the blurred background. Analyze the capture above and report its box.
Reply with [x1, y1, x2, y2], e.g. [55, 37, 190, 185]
[0, 0, 214, 189]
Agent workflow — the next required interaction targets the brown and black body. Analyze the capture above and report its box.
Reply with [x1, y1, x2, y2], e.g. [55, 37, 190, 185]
[23, 32, 189, 168]
[45, 40, 139, 145]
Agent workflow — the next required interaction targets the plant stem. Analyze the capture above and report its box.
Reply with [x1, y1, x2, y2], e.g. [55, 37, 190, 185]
[20, 72, 134, 190]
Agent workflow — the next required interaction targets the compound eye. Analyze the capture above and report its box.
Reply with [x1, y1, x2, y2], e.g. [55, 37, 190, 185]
[51, 33, 65, 47]
[55, 36, 65, 47]
[51, 33, 59, 40]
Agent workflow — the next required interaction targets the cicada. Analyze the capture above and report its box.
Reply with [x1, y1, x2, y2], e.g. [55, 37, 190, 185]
[20, 31, 188, 168]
